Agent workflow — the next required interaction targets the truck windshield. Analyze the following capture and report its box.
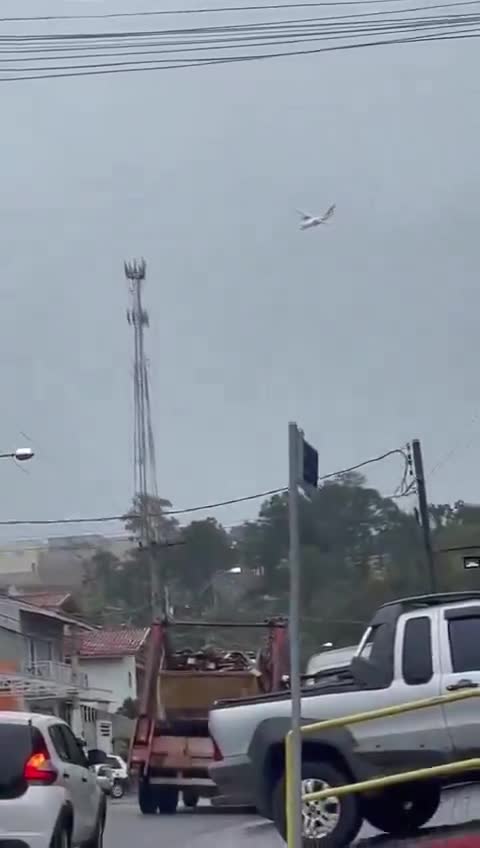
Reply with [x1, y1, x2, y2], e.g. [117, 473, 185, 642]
[355, 627, 373, 659]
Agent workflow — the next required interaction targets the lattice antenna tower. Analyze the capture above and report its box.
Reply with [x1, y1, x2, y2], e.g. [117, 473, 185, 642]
[125, 259, 158, 543]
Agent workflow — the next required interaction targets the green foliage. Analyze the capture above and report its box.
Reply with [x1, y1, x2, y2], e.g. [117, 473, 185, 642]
[124, 494, 178, 542]
[81, 483, 480, 657]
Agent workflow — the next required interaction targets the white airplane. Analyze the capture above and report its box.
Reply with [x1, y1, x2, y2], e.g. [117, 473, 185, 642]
[297, 203, 336, 230]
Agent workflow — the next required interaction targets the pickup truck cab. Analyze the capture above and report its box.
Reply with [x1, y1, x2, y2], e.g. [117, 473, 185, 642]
[209, 592, 480, 847]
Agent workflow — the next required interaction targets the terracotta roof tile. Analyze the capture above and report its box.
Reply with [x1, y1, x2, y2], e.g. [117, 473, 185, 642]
[17, 591, 72, 610]
[74, 628, 149, 658]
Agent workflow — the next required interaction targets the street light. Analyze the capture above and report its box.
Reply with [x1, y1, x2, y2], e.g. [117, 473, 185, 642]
[0, 447, 35, 462]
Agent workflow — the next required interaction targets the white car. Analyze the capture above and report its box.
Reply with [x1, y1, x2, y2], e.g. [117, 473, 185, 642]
[0, 711, 106, 848]
[103, 755, 127, 782]
[94, 756, 128, 799]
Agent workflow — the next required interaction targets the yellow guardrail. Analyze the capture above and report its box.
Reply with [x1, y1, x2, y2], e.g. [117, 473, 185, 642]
[286, 688, 480, 847]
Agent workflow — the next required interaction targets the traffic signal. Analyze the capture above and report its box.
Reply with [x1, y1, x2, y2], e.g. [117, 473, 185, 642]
[302, 438, 318, 488]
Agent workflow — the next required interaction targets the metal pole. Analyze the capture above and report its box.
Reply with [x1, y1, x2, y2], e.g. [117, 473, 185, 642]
[412, 438, 436, 593]
[288, 422, 303, 848]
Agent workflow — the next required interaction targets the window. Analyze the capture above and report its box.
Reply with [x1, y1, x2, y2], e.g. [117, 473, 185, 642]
[356, 627, 373, 659]
[49, 725, 70, 762]
[26, 638, 36, 667]
[50, 725, 87, 768]
[448, 617, 480, 673]
[402, 616, 433, 685]
[357, 624, 389, 664]
[0, 724, 44, 798]
[61, 725, 88, 768]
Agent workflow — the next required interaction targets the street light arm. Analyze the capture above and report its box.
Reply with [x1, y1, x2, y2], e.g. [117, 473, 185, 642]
[0, 448, 35, 462]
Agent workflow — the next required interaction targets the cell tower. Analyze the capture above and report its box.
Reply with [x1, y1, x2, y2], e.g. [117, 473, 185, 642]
[124, 258, 158, 546]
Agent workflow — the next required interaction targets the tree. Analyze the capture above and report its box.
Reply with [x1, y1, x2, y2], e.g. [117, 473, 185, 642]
[124, 494, 178, 543]
[235, 474, 427, 654]
[81, 481, 480, 652]
[169, 518, 235, 612]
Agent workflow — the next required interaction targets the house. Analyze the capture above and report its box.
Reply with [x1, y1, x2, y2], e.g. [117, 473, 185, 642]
[14, 590, 82, 616]
[0, 535, 133, 590]
[0, 595, 113, 747]
[71, 628, 149, 713]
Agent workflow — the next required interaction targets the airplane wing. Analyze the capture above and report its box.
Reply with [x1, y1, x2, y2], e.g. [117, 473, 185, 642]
[296, 209, 311, 221]
[320, 203, 336, 223]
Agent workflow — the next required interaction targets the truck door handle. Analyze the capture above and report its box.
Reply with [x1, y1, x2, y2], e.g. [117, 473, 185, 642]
[446, 678, 479, 691]
[63, 772, 70, 779]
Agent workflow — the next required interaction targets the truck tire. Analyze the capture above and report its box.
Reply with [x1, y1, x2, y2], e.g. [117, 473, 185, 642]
[362, 783, 441, 835]
[272, 760, 362, 848]
[183, 790, 199, 809]
[138, 780, 157, 815]
[156, 787, 179, 814]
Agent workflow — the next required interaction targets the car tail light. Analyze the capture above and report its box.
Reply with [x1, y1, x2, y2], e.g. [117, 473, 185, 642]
[24, 751, 58, 785]
[212, 737, 223, 762]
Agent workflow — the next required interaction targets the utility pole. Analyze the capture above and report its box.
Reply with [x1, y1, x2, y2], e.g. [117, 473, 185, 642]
[125, 259, 160, 617]
[412, 438, 437, 593]
[288, 423, 303, 848]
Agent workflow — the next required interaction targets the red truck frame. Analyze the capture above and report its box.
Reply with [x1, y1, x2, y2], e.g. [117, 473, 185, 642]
[129, 617, 289, 814]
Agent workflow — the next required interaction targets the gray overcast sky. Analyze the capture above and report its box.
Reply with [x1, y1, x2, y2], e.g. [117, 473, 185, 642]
[1, 0, 479, 542]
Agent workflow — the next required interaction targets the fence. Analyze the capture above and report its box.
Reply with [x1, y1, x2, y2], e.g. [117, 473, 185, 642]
[285, 688, 480, 847]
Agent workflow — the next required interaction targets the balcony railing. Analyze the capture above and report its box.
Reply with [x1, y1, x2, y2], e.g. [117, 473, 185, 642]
[22, 661, 89, 691]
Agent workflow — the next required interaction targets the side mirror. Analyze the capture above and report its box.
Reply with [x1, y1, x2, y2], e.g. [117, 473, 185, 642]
[76, 736, 87, 748]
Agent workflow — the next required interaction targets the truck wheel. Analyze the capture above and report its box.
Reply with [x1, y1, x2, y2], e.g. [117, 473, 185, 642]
[272, 760, 362, 848]
[156, 787, 179, 814]
[138, 781, 157, 815]
[183, 790, 199, 809]
[362, 783, 440, 835]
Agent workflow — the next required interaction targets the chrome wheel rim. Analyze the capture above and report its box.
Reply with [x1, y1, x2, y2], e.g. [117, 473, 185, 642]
[301, 779, 341, 840]
[112, 783, 123, 798]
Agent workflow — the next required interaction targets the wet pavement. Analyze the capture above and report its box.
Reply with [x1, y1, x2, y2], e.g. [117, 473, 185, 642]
[105, 785, 480, 848]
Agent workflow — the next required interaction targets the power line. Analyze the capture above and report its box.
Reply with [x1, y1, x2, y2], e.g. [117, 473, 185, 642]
[3, 0, 476, 21]
[319, 447, 408, 481]
[0, 445, 409, 525]
[0, 6, 477, 61]
[0, 488, 285, 525]
[428, 411, 480, 479]
[2, 5, 479, 42]
[2, 14, 477, 62]
[0, 26, 476, 80]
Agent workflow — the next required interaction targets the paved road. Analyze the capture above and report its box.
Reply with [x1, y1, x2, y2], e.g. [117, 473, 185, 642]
[104, 787, 480, 848]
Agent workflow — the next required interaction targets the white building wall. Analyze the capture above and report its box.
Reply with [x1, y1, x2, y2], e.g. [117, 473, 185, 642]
[79, 656, 137, 712]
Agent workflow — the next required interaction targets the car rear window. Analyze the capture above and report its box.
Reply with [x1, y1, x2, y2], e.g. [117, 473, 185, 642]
[0, 723, 42, 798]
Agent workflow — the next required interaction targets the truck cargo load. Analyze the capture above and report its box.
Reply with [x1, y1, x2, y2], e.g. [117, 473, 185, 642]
[129, 616, 288, 815]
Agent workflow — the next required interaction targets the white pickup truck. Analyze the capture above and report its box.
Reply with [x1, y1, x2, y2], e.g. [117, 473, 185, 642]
[209, 592, 480, 847]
